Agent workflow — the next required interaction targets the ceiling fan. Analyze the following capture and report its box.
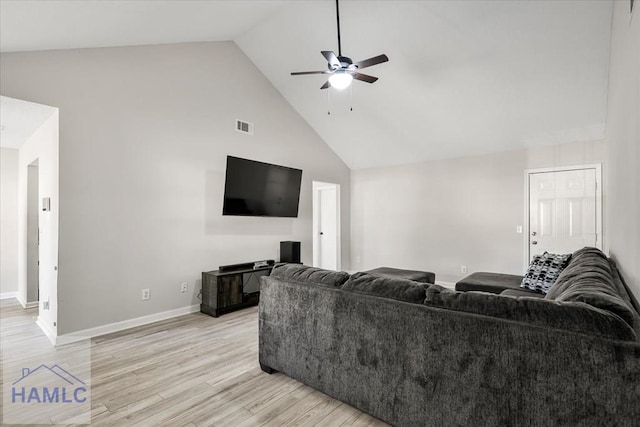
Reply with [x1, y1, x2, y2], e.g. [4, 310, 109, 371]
[291, 0, 389, 90]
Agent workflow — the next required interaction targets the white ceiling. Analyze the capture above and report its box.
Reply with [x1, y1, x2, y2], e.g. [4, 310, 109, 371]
[0, 0, 613, 169]
[0, 96, 57, 149]
[0, 1, 288, 52]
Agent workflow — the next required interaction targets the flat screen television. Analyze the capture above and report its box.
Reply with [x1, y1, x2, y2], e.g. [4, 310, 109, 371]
[222, 156, 303, 217]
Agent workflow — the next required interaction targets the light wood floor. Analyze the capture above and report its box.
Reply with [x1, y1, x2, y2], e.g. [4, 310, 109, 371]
[0, 298, 387, 426]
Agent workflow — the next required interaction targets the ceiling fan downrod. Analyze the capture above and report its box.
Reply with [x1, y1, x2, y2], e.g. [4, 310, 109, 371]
[289, 0, 388, 90]
[335, 0, 342, 57]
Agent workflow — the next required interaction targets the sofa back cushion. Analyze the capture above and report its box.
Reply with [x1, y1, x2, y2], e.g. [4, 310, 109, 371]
[609, 259, 640, 335]
[545, 247, 639, 330]
[342, 272, 427, 304]
[270, 264, 349, 287]
[423, 285, 636, 341]
[364, 267, 435, 284]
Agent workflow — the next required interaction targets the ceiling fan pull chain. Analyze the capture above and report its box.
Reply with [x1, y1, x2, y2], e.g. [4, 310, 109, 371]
[328, 86, 331, 115]
[350, 83, 353, 111]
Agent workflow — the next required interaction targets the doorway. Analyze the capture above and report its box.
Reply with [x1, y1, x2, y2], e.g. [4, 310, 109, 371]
[312, 181, 341, 271]
[525, 164, 602, 264]
[27, 162, 39, 307]
[1, 95, 60, 343]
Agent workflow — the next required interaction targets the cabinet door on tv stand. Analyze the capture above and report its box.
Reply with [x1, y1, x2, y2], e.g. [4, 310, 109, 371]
[242, 270, 270, 294]
[218, 274, 243, 308]
[201, 273, 218, 308]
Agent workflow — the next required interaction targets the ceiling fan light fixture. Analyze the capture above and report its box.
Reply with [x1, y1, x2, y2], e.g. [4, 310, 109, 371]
[290, 0, 388, 91]
[328, 72, 353, 90]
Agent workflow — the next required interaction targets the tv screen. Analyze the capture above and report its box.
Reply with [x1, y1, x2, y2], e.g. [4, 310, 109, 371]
[223, 156, 303, 217]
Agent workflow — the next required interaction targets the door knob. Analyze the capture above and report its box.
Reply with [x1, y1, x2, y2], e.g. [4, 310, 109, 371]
[531, 241, 538, 245]
[531, 231, 537, 236]
[320, 232, 324, 235]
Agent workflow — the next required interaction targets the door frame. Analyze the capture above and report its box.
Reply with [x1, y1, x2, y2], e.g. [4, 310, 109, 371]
[312, 181, 341, 270]
[523, 163, 603, 269]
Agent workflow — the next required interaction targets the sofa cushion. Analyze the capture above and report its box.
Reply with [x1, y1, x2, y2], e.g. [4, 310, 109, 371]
[546, 248, 612, 299]
[342, 272, 427, 304]
[364, 267, 435, 284]
[520, 252, 571, 294]
[424, 285, 636, 341]
[455, 272, 524, 294]
[545, 247, 639, 329]
[270, 264, 349, 287]
[500, 288, 545, 298]
[609, 259, 640, 334]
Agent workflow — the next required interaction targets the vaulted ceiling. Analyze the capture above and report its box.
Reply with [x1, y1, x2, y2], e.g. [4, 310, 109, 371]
[0, 0, 613, 169]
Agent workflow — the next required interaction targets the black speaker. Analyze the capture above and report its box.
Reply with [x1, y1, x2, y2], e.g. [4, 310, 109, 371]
[280, 241, 301, 263]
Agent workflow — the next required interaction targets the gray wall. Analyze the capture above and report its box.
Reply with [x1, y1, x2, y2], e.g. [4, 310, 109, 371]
[27, 164, 39, 303]
[606, 2, 640, 299]
[351, 140, 605, 284]
[0, 42, 351, 335]
[0, 147, 19, 296]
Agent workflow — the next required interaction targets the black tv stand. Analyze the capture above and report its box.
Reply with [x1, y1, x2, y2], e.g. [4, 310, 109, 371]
[218, 259, 274, 273]
[201, 262, 274, 317]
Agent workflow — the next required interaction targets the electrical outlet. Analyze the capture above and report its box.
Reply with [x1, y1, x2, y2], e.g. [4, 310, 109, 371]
[180, 282, 188, 293]
[461, 266, 468, 274]
[43, 300, 50, 310]
[516, 225, 523, 234]
[142, 289, 150, 300]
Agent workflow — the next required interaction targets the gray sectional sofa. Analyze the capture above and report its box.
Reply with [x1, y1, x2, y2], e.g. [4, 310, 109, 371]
[258, 247, 640, 426]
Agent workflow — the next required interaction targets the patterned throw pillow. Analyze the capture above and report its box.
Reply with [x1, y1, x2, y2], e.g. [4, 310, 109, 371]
[520, 252, 572, 294]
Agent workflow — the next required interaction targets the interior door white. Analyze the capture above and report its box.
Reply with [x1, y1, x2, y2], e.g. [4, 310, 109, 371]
[318, 186, 338, 270]
[528, 168, 598, 261]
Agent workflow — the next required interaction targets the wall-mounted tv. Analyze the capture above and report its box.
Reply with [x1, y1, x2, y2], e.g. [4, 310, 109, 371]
[222, 156, 303, 218]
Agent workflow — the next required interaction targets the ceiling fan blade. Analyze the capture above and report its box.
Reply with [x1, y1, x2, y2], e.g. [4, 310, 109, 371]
[320, 81, 330, 90]
[354, 54, 389, 70]
[321, 51, 341, 68]
[291, 70, 331, 76]
[352, 73, 379, 84]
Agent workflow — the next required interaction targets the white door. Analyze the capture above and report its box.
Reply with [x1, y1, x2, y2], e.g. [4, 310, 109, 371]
[528, 167, 600, 261]
[318, 186, 338, 270]
[313, 181, 340, 271]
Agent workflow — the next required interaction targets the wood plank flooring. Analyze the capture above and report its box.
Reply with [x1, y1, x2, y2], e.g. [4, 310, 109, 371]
[0, 299, 388, 426]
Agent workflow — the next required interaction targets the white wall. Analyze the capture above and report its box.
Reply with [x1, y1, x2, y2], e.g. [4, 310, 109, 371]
[0, 147, 19, 297]
[351, 140, 605, 284]
[18, 111, 59, 335]
[606, 2, 640, 301]
[0, 42, 351, 335]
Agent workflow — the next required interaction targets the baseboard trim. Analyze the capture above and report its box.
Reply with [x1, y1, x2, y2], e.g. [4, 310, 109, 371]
[0, 291, 18, 300]
[55, 304, 201, 346]
[15, 293, 27, 308]
[36, 317, 57, 346]
[9, 293, 39, 309]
